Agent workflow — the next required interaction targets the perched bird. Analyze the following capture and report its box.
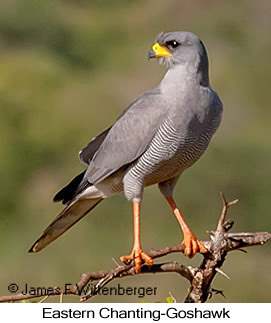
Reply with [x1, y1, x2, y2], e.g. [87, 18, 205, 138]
[29, 31, 223, 274]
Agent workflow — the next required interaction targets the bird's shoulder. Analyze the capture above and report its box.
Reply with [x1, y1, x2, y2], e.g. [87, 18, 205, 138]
[79, 127, 112, 165]
[79, 88, 164, 166]
[92, 88, 167, 160]
[83, 87, 169, 183]
[171, 86, 222, 136]
[98, 87, 167, 145]
[117, 87, 164, 118]
[198, 86, 223, 133]
[205, 87, 223, 114]
[196, 86, 223, 120]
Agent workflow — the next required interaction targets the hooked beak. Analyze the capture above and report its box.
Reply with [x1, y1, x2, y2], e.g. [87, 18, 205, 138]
[147, 42, 172, 60]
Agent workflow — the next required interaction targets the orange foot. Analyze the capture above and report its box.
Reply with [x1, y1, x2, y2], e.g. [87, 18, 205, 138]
[182, 230, 207, 258]
[120, 248, 153, 274]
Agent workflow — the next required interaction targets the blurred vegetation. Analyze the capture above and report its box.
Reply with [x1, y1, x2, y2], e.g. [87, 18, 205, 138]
[0, 0, 270, 302]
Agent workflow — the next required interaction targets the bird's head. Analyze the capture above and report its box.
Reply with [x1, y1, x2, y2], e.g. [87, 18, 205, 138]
[148, 31, 209, 86]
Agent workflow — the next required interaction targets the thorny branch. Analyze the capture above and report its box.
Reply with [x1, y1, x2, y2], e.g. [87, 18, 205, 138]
[0, 193, 270, 303]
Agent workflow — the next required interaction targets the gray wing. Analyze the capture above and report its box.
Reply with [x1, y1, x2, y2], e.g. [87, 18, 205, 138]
[79, 127, 112, 165]
[85, 88, 167, 184]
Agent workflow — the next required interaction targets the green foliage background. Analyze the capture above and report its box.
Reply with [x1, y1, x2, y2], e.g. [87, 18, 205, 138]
[0, 0, 270, 302]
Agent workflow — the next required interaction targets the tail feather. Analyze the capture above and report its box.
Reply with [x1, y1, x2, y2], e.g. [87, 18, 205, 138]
[53, 171, 87, 205]
[29, 197, 102, 253]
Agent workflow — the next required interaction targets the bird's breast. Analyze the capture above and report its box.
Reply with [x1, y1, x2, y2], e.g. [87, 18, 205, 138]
[126, 105, 221, 187]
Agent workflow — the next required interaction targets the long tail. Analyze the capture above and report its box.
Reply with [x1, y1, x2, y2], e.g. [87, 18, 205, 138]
[28, 197, 103, 253]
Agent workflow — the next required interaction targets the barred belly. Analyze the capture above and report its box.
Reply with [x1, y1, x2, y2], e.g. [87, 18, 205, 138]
[123, 114, 220, 202]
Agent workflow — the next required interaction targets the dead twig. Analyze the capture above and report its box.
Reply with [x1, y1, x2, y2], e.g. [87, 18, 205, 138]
[0, 193, 270, 303]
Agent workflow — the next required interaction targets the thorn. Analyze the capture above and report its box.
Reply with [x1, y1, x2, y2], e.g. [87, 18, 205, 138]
[38, 295, 49, 303]
[215, 267, 231, 280]
[228, 199, 238, 207]
[112, 258, 120, 267]
[169, 292, 177, 303]
[220, 191, 227, 206]
[206, 230, 215, 235]
[237, 248, 247, 253]
[212, 288, 226, 298]
[59, 293, 63, 303]
[224, 219, 234, 232]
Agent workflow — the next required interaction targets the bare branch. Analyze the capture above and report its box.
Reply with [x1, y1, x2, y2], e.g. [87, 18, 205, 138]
[216, 192, 238, 232]
[0, 193, 270, 303]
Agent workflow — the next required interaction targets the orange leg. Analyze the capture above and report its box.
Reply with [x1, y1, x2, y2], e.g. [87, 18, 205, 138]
[165, 196, 207, 257]
[120, 202, 153, 273]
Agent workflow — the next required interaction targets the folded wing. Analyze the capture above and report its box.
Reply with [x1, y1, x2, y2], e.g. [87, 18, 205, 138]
[84, 88, 166, 184]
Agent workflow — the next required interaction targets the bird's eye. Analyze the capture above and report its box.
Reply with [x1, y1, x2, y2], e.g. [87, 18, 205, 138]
[166, 40, 180, 49]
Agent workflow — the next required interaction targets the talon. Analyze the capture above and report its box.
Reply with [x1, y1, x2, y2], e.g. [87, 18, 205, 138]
[182, 230, 207, 258]
[120, 254, 133, 265]
[140, 251, 153, 266]
[164, 196, 207, 258]
[198, 241, 207, 253]
[120, 248, 153, 273]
